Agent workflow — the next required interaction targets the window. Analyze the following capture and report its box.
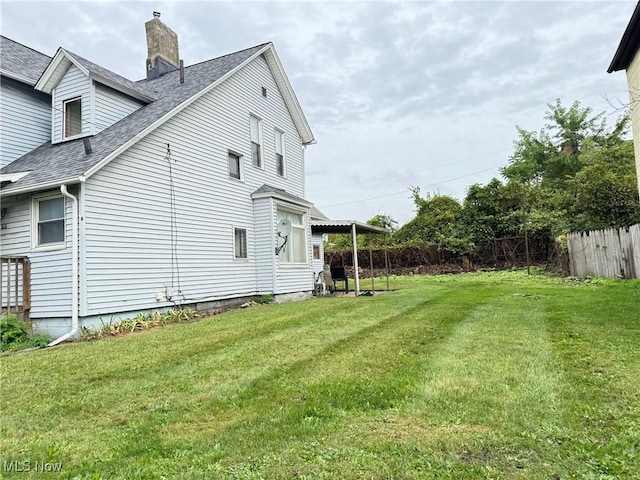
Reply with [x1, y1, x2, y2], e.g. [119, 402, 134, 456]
[64, 98, 82, 138]
[313, 245, 321, 260]
[275, 130, 285, 177]
[33, 195, 65, 248]
[277, 209, 307, 264]
[234, 228, 247, 259]
[250, 115, 262, 168]
[228, 151, 242, 180]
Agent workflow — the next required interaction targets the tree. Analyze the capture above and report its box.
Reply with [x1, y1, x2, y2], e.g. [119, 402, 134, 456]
[501, 100, 639, 234]
[395, 189, 473, 254]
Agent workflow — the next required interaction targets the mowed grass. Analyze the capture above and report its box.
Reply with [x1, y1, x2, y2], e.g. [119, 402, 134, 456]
[1, 271, 639, 479]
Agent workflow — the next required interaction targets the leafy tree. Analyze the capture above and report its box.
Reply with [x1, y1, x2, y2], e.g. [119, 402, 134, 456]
[501, 100, 639, 234]
[395, 189, 473, 254]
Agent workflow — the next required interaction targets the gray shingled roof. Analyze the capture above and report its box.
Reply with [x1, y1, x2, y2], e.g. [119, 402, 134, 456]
[252, 184, 311, 206]
[1, 43, 268, 193]
[0, 36, 51, 85]
[64, 49, 156, 101]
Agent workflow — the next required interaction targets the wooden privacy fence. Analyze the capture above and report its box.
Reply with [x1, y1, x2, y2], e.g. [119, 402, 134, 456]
[1, 256, 31, 318]
[567, 224, 640, 279]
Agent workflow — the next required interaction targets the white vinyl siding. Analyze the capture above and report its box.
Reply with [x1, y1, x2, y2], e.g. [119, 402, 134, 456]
[0, 78, 51, 168]
[626, 53, 640, 196]
[0, 191, 73, 319]
[94, 83, 144, 133]
[52, 64, 92, 143]
[253, 197, 275, 293]
[82, 53, 310, 315]
[312, 233, 325, 275]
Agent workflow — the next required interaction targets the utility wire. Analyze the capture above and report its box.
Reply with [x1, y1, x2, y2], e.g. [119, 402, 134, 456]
[307, 147, 512, 195]
[166, 143, 182, 303]
[318, 164, 502, 209]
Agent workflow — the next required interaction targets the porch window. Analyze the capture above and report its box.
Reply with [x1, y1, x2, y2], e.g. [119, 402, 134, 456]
[277, 209, 307, 264]
[313, 245, 321, 260]
[250, 115, 262, 168]
[33, 195, 65, 248]
[234, 228, 247, 259]
[64, 98, 82, 138]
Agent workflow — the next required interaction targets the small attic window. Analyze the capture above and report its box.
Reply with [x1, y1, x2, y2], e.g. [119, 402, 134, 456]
[64, 98, 82, 138]
[261, 87, 267, 98]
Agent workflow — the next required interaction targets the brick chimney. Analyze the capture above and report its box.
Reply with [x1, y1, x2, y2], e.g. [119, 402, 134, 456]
[145, 12, 179, 80]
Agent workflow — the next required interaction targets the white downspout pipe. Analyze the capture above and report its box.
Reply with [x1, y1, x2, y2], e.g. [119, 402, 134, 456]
[49, 184, 79, 346]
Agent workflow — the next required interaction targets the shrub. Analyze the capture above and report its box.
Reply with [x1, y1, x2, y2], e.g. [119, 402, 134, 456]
[0, 314, 51, 352]
[80, 308, 200, 340]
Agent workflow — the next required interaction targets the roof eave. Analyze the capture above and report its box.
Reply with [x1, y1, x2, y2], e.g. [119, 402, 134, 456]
[0, 176, 82, 197]
[608, 2, 640, 73]
[263, 45, 315, 145]
[34, 48, 86, 94]
[88, 74, 155, 103]
[252, 191, 313, 208]
[0, 69, 37, 86]
[310, 220, 389, 235]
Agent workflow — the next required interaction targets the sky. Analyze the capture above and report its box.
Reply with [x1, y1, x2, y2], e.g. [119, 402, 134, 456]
[0, 0, 635, 225]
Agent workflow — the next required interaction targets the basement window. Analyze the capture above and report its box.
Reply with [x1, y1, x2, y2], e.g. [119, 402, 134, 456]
[64, 98, 82, 138]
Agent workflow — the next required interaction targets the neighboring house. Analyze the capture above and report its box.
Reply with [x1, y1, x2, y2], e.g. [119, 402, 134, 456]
[608, 0, 640, 198]
[1, 14, 321, 340]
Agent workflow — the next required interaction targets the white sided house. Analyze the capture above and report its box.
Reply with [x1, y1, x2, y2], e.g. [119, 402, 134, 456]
[608, 1, 640, 198]
[0, 14, 321, 341]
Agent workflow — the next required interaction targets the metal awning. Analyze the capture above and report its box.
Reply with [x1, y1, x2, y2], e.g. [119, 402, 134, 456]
[310, 220, 388, 235]
[310, 219, 389, 295]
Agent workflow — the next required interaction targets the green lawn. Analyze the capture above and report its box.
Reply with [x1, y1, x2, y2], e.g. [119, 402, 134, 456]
[1, 271, 639, 479]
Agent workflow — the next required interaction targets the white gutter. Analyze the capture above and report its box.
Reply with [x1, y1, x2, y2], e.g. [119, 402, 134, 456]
[49, 184, 79, 346]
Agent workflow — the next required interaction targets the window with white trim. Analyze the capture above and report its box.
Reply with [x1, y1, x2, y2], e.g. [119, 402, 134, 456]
[228, 151, 242, 180]
[234, 228, 247, 259]
[275, 129, 285, 177]
[277, 208, 307, 264]
[33, 194, 65, 248]
[250, 115, 263, 168]
[64, 98, 82, 138]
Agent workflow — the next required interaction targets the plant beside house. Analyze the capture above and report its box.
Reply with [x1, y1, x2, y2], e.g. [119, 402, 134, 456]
[0, 314, 51, 352]
[80, 308, 201, 340]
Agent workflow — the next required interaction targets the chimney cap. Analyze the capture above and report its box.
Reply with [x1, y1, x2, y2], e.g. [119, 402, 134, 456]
[153, 11, 161, 18]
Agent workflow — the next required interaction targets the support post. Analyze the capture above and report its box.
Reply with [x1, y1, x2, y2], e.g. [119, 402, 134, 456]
[369, 234, 375, 295]
[352, 223, 360, 295]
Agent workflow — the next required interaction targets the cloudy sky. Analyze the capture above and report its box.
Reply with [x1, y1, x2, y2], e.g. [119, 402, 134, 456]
[1, 1, 635, 225]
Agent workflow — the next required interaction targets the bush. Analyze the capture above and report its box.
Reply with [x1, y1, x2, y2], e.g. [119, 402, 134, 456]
[0, 314, 51, 352]
[81, 308, 200, 340]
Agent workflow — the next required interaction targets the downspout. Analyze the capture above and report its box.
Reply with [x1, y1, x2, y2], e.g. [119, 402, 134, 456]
[49, 184, 79, 346]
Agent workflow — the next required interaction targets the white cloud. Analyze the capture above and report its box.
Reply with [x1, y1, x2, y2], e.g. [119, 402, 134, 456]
[1, 0, 633, 225]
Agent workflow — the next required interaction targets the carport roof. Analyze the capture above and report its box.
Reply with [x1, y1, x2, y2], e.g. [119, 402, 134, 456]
[310, 220, 388, 235]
